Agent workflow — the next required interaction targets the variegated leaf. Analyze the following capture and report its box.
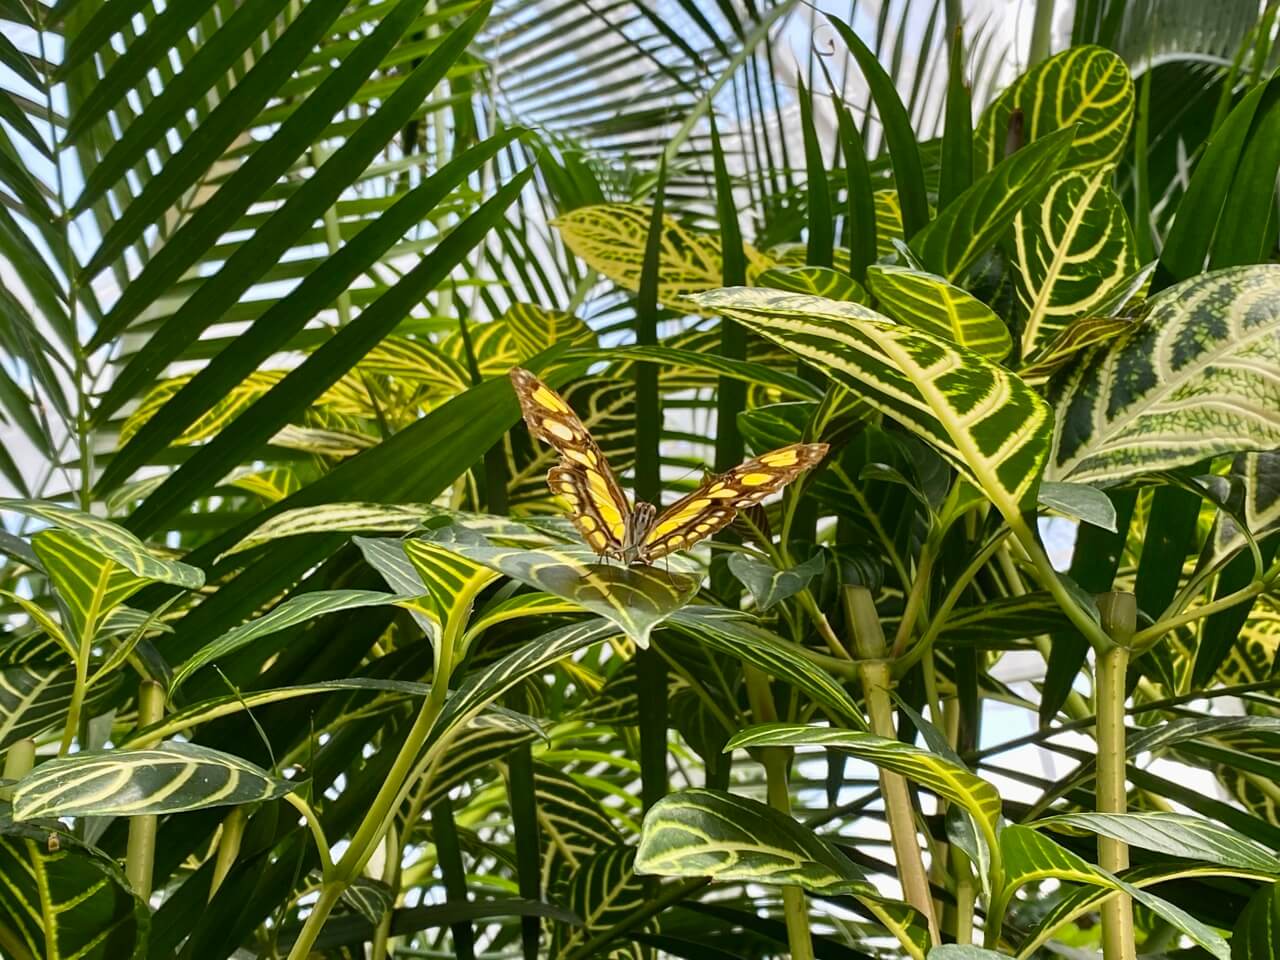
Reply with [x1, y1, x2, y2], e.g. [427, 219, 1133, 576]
[418, 713, 540, 813]
[1046, 265, 1280, 484]
[974, 45, 1134, 176]
[688, 287, 1052, 522]
[1016, 314, 1140, 384]
[0, 501, 202, 589]
[552, 203, 772, 303]
[726, 551, 825, 611]
[866, 264, 1011, 360]
[1011, 170, 1138, 358]
[0, 819, 148, 960]
[0, 663, 118, 750]
[31, 531, 149, 640]
[503, 302, 596, 361]
[636, 788, 869, 894]
[552, 845, 646, 959]
[1233, 882, 1280, 960]
[873, 188, 906, 258]
[12, 742, 295, 819]
[758, 266, 868, 303]
[440, 318, 519, 379]
[910, 127, 1074, 280]
[1214, 452, 1280, 558]
[118, 370, 283, 447]
[1037, 811, 1280, 873]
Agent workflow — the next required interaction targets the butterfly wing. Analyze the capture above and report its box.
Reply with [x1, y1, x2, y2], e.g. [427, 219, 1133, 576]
[510, 368, 631, 557]
[639, 443, 829, 562]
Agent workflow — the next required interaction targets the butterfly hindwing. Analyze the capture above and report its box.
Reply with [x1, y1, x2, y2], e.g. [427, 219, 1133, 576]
[639, 443, 829, 561]
[510, 368, 632, 556]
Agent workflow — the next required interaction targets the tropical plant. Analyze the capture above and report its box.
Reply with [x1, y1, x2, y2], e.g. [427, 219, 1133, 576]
[1, 1, 1279, 959]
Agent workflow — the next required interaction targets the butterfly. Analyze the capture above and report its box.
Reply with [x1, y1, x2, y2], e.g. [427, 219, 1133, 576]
[510, 367, 829, 565]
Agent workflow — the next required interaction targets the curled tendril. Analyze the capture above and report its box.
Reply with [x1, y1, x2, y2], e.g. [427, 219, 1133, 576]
[811, 23, 837, 57]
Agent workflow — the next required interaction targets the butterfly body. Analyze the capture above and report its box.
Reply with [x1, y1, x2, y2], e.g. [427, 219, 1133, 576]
[510, 367, 828, 565]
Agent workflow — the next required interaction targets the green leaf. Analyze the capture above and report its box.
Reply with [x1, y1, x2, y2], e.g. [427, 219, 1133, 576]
[31, 531, 149, 640]
[341, 878, 394, 926]
[222, 502, 437, 558]
[1214, 452, 1280, 558]
[865, 264, 1011, 360]
[1037, 811, 1280, 873]
[1233, 882, 1280, 960]
[666, 608, 864, 725]
[12, 742, 295, 819]
[416, 714, 541, 814]
[1046, 264, 1280, 484]
[726, 552, 824, 611]
[573, 346, 821, 400]
[929, 948, 1011, 960]
[503, 303, 596, 361]
[0, 818, 148, 960]
[726, 724, 1003, 856]
[910, 126, 1074, 280]
[422, 532, 700, 649]
[171, 589, 411, 692]
[1010, 169, 1139, 358]
[636, 788, 869, 894]
[0, 500, 202, 588]
[551, 845, 646, 959]
[0, 664, 117, 750]
[974, 45, 1134, 176]
[997, 824, 1230, 959]
[687, 287, 1052, 523]
[1038, 481, 1118, 531]
[759, 266, 868, 303]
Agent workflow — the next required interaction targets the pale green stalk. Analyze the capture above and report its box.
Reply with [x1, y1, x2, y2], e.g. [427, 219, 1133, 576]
[125, 681, 166, 899]
[1096, 592, 1136, 960]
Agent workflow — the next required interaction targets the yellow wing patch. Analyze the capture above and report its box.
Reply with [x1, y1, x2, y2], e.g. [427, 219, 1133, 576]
[639, 442, 829, 562]
[511, 368, 633, 555]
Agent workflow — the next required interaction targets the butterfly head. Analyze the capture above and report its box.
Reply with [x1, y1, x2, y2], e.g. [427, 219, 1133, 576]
[621, 501, 658, 565]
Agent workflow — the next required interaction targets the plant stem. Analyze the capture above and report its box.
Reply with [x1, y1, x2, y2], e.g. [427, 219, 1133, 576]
[1, 739, 35, 799]
[844, 586, 941, 945]
[1027, 0, 1056, 65]
[209, 807, 247, 901]
[1095, 592, 1136, 960]
[125, 681, 165, 899]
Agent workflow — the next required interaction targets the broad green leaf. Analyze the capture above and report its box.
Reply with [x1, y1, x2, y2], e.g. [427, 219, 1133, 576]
[223, 502, 435, 557]
[503, 302, 596, 361]
[866, 264, 1011, 360]
[0, 663, 118, 750]
[726, 552, 824, 611]
[667, 608, 864, 726]
[1019, 861, 1276, 958]
[417, 714, 540, 814]
[1046, 264, 1280, 484]
[403, 535, 501, 633]
[552, 203, 771, 304]
[1016, 315, 1139, 383]
[688, 287, 1052, 523]
[572, 345, 821, 400]
[429, 619, 620, 744]
[341, 878, 394, 926]
[0, 816, 148, 960]
[759, 266, 868, 303]
[530, 761, 626, 889]
[0, 500, 202, 588]
[1010, 169, 1139, 358]
[1233, 882, 1280, 960]
[171, 589, 412, 692]
[726, 725, 1003, 855]
[998, 825, 1229, 959]
[31, 531, 149, 640]
[929, 948, 1011, 960]
[910, 126, 1074, 280]
[1215, 452, 1280, 558]
[1037, 811, 1280, 873]
[636, 788, 869, 894]
[551, 845, 645, 959]
[1038, 481, 1118, 531]
[12, 742, 295, 819]
[423, 534, 700, 649]
[974, 45, 1134, 176]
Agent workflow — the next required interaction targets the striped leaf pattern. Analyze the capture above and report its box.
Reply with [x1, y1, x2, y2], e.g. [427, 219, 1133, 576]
[429, 619, 620, 744]
[668, 608, 862, 724]
[31, 530, 149, 640]
[909, 127, 1074, 280]
[0, 501, 202, 588]
[1038, 811, 1280, 873]
[225, 502, 435, 557]
[0, 664, 118, 750]
[636, 789, 869, 894]
[866, 265, 1011, 360]
[531, 762, 627, 891]
[1016, 315, 1140, 383]
[403, 536, 501, 630]
[1233, 883, 1280, 960]
[998, 825, 1230, 959]
[726, 552, 825, 611]
[552, 203, 771, 303]
[171, 589, 410, 691]
[341, 878, 394, 925]
[1214, 452, 1280, 558]
[425, 538, 700, 648]
[689, 287, 1052, 521]
[552, 845, 646, 959]
[417, 714, 540, 813]
[727, 725, 1003, 853]
[12, 742, 295, 820]
[759, 266, 868, 303]
[1011, 169, 1139, 358]
[0, 827, 148, 960]
[1046, 265, 1280, 483]
[503, 302, 596, 360]
[974, 45, 1134, 176]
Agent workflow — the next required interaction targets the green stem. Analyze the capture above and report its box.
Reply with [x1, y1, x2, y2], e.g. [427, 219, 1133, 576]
[125, 681, 165, 899]
[208, 807, 247, 901]
[284, 793, 334, 876]
[844, 587, 941, 946]
[1013, 520, 1113, 652]
[1, 739, 35, 800]
[1027, 0, 1056, 65]
[1131, 577, 1270, 648]
[1096, 593, 1136, 960]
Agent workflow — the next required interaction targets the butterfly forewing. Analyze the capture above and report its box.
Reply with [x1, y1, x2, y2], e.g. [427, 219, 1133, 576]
[639, 442, 829, 562]
[510, 368, 633, 557]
